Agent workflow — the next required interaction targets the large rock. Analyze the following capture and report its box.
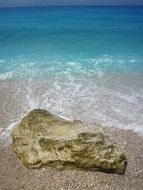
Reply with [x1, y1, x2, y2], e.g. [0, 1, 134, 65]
[12, 109, 127, 174]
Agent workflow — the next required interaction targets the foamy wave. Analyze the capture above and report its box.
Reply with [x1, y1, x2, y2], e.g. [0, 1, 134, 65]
[0, 59, 4, 63]
[0, 71, 14, 81]
[0, 122, 17, 146]
[0, 54, 142, 82]
[18, 72, 143, 135]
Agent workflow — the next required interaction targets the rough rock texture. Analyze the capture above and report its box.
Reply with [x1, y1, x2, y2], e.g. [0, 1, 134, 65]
[12, 109, 126, 174]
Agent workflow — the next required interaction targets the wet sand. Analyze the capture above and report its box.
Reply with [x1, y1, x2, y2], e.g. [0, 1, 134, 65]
[0, 127, 143, 190]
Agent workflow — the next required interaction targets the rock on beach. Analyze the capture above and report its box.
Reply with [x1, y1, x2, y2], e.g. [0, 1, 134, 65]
[12, 109, 127, 174]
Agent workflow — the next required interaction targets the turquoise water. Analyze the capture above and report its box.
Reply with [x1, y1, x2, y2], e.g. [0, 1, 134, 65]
[0, 6, 143, 143]
[0, 6, 143, 76]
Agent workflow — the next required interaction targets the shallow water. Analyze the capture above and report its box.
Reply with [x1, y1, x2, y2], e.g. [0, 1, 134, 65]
[0, 72, 143, 145]
[0, 6, 143, 144]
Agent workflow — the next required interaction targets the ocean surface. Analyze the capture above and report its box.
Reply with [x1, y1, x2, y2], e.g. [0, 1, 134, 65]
[0, 6, 143, 144]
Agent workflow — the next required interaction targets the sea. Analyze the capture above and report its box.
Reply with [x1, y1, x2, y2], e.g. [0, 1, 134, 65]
[0, 6, 143, 145]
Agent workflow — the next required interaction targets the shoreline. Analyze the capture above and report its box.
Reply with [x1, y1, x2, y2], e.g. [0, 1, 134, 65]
[0, 127, 143, 190]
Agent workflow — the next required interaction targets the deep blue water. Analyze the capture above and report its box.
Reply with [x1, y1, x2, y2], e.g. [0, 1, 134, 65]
[0, 6, 143, 77]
